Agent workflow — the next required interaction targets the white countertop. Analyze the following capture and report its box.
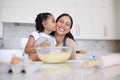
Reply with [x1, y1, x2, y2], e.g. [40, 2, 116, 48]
[0, 60, 120, 80]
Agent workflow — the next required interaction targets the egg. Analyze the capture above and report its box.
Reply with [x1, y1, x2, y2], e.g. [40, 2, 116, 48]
[10, 56, 22, 64]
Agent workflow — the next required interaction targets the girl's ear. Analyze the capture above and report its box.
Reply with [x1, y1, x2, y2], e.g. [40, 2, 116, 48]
[42, 21, 47, 28]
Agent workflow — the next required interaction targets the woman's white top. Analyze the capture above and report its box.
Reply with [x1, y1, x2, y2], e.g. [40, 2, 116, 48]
[30, 31, 56, 46]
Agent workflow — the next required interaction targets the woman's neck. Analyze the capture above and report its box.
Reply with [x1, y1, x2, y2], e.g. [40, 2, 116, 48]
[54, 34, 65, 45]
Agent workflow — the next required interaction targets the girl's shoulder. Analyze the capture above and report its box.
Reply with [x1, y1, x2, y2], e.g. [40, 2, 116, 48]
[30, 31, 39, 35]
[30, 31, 39, 40]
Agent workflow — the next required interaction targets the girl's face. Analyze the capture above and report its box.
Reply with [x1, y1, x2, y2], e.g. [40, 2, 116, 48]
[56, 16, 71, 36]
[44, 15, 56, 32]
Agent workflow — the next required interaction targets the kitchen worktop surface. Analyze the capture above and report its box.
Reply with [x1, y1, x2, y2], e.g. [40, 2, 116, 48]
[0, 60, 120, 80]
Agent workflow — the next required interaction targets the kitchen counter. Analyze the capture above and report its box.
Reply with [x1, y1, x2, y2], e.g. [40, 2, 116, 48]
[0, 60, 120, 80]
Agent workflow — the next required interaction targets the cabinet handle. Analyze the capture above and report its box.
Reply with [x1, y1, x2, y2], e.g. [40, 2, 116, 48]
[76, 24, 80, 36]
[104, 26, 108, 37]
[106, 26, 108, 37]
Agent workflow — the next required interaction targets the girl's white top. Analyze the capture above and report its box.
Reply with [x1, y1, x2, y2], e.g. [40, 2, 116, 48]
[30, 31, 56, 46]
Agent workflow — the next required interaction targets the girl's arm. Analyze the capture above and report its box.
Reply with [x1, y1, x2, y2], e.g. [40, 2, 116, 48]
[24, 35, 50, 61]
[24, 35, 36, 54]
[24, 35, 51, 54]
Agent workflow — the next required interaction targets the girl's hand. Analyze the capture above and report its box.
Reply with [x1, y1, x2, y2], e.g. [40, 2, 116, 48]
[29, 53, 41, 61]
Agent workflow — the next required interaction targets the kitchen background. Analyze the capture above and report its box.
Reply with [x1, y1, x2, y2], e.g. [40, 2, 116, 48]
[0, 0, 120, 55]
[0, 22, 120, 55]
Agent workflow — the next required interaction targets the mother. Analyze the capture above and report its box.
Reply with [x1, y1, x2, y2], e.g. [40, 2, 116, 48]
[50, 13, 76, 59]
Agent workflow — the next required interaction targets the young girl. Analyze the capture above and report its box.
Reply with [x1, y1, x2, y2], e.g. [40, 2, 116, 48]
[24, 12, 56, 61]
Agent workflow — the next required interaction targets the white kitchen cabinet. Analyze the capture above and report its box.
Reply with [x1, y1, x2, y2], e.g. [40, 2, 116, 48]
[61, 0, 120, 40]
[74, 6, 105, 39]
[0, 0, 1, 20]
[2, 0, 62, 23]
[116, 0, 120, 39]
[102, 0, 119, 40]
[0, 23, 3, 38]
[2, 0, 120, 40]
[61, 0, 105, 39]
[0, 0, 3, 38]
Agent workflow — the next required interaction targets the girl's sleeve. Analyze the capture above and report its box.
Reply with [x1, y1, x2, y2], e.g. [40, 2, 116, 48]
[30, 31, 39, 41]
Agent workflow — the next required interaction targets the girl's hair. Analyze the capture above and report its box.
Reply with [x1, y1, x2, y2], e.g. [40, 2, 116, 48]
[50, 13, 75, 41]
[35, 12, 52, 32]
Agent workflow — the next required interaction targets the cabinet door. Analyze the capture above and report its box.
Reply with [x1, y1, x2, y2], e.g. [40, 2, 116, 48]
[115, 0, 120, 39]
[0, 23, 3, 38]
[61, 0, 105, 39]
[62, 0, 119, 40]
[75, 7, 105, 39]
[0, 0, 3, 38]
[102, 0, 119, 40]
[2, 0, 61, 23]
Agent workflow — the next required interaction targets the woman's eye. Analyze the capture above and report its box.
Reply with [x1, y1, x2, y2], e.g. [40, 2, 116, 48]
[58, 20, 71, 27]
[66, 23, 71, 27]
[65, 22, 71, 27]
[59, 20, 64, 23]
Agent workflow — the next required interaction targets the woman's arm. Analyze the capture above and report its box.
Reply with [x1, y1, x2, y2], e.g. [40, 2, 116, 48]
[66, 38, 76, 60]
[69, 47, 76, 60]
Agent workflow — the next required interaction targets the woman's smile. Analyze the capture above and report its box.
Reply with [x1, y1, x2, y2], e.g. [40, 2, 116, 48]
[59, 27, 65, 32]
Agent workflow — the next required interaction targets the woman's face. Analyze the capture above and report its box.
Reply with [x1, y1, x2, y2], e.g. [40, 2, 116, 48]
[56, 16, 71, 36]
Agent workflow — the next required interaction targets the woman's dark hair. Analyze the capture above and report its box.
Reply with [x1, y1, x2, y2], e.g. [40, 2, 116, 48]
[50, 13, 75, 41]
[35, 12, 52, 32]
[56, 13, 73, 29]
